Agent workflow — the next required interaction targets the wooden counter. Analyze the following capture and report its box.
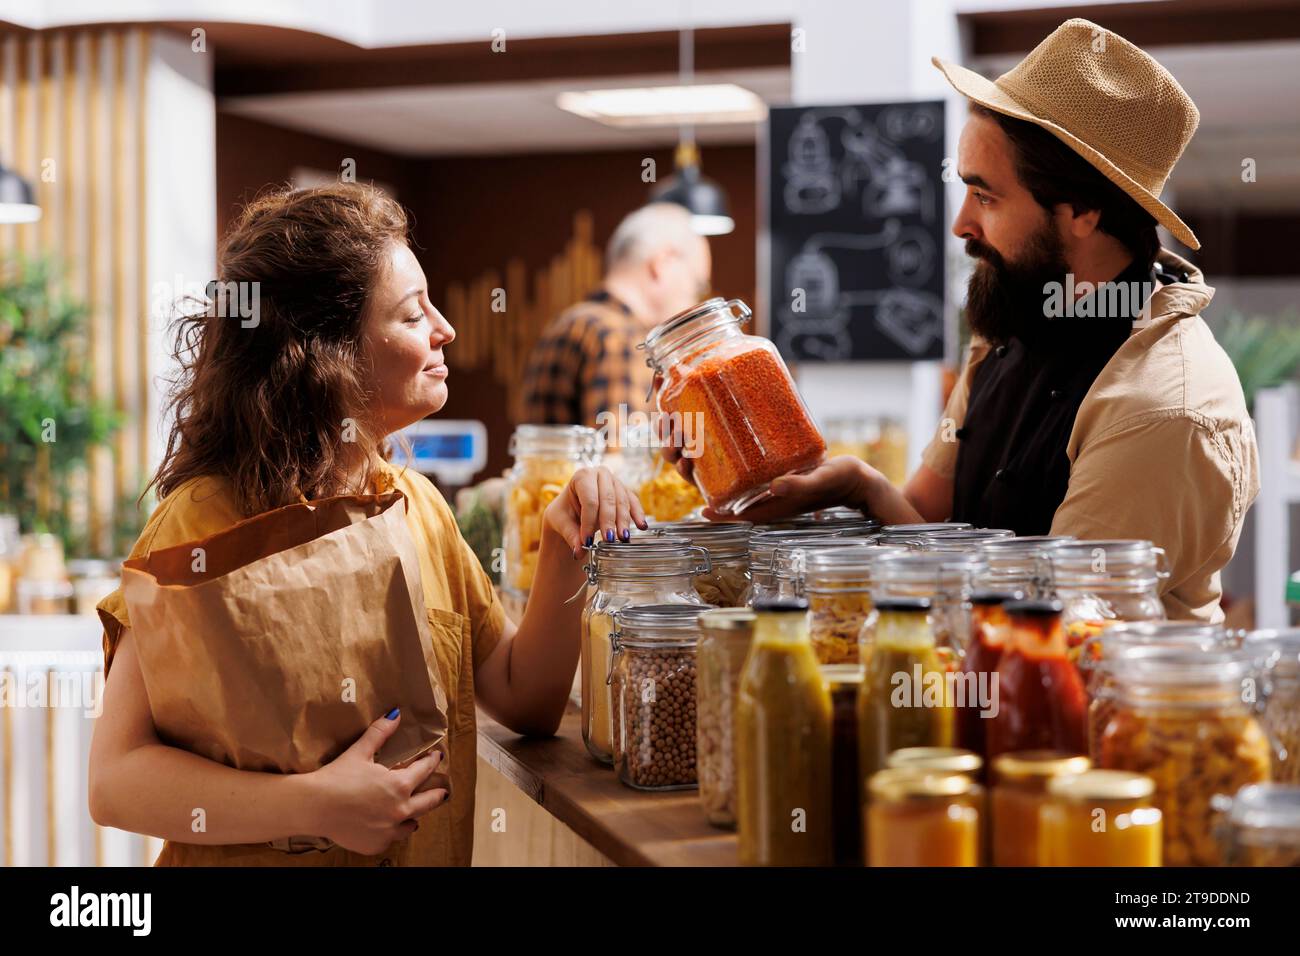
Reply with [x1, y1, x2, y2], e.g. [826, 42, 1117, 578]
[472, 702, 738, 867]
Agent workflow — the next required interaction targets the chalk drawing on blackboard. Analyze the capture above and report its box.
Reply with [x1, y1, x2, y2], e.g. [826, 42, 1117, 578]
[782, 107, 937, 223]
[878, 103, 943, 144]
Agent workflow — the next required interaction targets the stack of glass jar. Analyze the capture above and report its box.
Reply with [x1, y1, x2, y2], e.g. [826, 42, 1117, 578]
[645, 519, 752, 607]
[503, 424, 601, 622]
[579, 536, 708, 764]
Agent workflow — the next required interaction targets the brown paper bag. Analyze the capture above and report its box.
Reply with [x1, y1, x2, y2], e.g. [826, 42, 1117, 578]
[122, 491, 450, 851]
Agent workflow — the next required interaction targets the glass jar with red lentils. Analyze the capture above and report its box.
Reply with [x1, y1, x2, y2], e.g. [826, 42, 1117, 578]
[640, 298, 827, 516]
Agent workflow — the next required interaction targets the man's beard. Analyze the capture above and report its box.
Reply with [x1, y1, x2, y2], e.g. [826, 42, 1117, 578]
[963, 218, 1070, 345]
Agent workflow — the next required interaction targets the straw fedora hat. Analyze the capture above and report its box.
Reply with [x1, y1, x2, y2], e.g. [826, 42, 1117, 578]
[933, 18, 1201, 250]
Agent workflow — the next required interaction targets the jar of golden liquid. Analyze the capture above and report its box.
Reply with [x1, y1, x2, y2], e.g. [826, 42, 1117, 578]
[1039, 770, 1162, 866]
[991, 751, 1091, 866]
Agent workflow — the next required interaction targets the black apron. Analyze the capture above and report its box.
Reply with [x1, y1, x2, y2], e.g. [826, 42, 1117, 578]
[951, 258, 1158, 535]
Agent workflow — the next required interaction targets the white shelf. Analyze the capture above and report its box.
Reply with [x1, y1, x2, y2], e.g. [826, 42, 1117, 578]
[1254, 385, 1300, 628]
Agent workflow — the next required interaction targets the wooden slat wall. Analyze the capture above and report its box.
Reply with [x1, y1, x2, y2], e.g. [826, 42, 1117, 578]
[0, 28, 150, 557]
[444, 210, 603, 423]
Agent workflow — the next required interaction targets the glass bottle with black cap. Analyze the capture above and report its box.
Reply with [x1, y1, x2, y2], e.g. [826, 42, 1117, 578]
[735, 597, 832, 866]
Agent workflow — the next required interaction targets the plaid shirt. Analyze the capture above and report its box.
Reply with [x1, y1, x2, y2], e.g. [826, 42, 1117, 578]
[519, 290, 654, 437]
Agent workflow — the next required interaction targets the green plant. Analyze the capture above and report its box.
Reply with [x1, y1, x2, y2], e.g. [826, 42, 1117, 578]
[0, 256, 121, 555]
[1211, 310, 1300, 412]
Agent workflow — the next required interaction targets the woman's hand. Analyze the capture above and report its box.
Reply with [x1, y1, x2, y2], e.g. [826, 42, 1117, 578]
[709, 455, 924, 526]
[306, 710, 448, 856]
[544, 465, 649, 557]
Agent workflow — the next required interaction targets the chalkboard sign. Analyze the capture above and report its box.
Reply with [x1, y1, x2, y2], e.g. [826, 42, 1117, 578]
[766, 101, 945, 362]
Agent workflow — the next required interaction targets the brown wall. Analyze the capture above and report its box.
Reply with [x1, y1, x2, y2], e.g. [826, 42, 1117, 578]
[215, 110, 757, 486]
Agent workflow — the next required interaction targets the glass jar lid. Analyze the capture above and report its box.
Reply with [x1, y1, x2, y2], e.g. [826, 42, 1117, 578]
[992, 751, 1091, 786]
[773, 537, 879, 583]
[903, 529, 1015, 552]
[869, 768, 978, 801]
[586, 537, 708, 584]
[612, 603, 713, 649]
[803, 544, 911, 591]
[647, 520, 752, 560]
[638, 297, 751, 370]
[1045, 539, 1169, 587]
[1107, 645, 1259, 704]
[1225, 784, 1300, 847]
[887, 747, 983, 776]
[758, 507, 881, 535]
[871, 551, 987, 598]
[819, 663, 865, 687]
[698, 607, 755, 633]
[1245, 628, 1300, 682]
[748, 528, 845, 573]
[1047, 769, 1155, 802]
[508, 423, 601, 459]
[880, 522, 972, 538]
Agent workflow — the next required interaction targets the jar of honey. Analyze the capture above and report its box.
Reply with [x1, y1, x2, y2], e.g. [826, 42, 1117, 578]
[1039, 769, 1162, 866]
[866, 769, 983, 866]
[990, 751, 1091, 866]
[641, 298, 826, 516]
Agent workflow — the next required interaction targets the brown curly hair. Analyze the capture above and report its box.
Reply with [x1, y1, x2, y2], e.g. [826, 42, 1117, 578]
[148, 183, 411, 516]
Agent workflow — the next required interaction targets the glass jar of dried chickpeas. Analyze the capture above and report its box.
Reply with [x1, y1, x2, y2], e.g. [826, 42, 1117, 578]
[1097, 647, 1274, 866]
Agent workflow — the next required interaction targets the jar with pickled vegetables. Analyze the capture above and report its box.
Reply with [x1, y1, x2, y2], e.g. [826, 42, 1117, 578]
[1245, 628, 1300, 784]
[990, 751, 1091, 866]
[1217, 783, 1300, 867]
[866, 769, 983, 866]
[1098, 647, 1274, 866]
[736, 598, 832, 866]
[745, 528, 843, 605]
[1082, 621, 1229, 763]
[822, 663, 865, 866]
[987, 599, 1088, 760]
[1040, 770, 1162, 866]
[864, 551, 985, 665]
[641, 298, 826, 516]
[975, 535, 1076, 598]
[858, 597, 955, 786]
[503, 424, 600, 616]
[696, 608, 755, 828]
[609, 604, 711, 790]
[648, 519, 752, 607]
[955, 590, 1021, 757]
[804, 546, 910, 665]
[580, 537, 707, 764]
[1044, 539, 1168, 656]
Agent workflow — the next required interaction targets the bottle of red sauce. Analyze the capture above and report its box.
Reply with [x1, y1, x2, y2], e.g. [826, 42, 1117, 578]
[986, 599, 1088, 759]
[955, 590, 1021, 761]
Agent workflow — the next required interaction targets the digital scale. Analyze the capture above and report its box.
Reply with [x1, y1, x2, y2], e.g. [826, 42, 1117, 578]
[392, 419, 488, 487]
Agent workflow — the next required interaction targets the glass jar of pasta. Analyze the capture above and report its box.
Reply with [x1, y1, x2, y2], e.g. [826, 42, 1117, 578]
[648, 520, 752, 607]
[696, 607, 756, 828]
[772, 537, 879, 601]
[1245, 628, 1300, 784]
[990, 751, 1091, 866]
[1045, 539, 1168, 655]
[1097, 647, 1274, 866]
[975, 535, 1076, 598]
[745, 528, 843, 605]
[1082, 621, 1230, 762]
[866, 769, 983, 867]
[804, 545, 910, 665]
[736, 598, 833, 866]
[1040, 769, 1162, 866]
[580, 537, 707, 764]
[1217, 783, 1300, 867]
[503, 424, 600, 618]
[641, 298, 826, 516]
[609, 603, 712, 790]
[865, 551, 986, 664]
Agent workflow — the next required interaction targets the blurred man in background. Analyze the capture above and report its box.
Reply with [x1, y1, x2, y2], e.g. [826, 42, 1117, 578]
[520, 202, 711, 438]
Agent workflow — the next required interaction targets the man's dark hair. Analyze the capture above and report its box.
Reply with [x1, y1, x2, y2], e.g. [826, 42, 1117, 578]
[970, 102, 1160, 269]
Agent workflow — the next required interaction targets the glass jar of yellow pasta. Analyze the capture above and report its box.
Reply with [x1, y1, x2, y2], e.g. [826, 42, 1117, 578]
[503, 424, 600, 616]
[1097, 647, 1274, 866]
[649, 520, 752, 608]
[803, 546, 909, 665]
[1039, 769, 1162, 866]
[580, 537, 707, 764]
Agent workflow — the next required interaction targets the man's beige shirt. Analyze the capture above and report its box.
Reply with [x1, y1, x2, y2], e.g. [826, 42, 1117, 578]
[921, 249, 1259, 622]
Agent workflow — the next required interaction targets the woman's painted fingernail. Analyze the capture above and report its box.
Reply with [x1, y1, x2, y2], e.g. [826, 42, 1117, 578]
[605, 528, 615, 542]
[584, 535, 594, 548]
[621, 528, 630, 542]
[385, 707, 400, 720]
